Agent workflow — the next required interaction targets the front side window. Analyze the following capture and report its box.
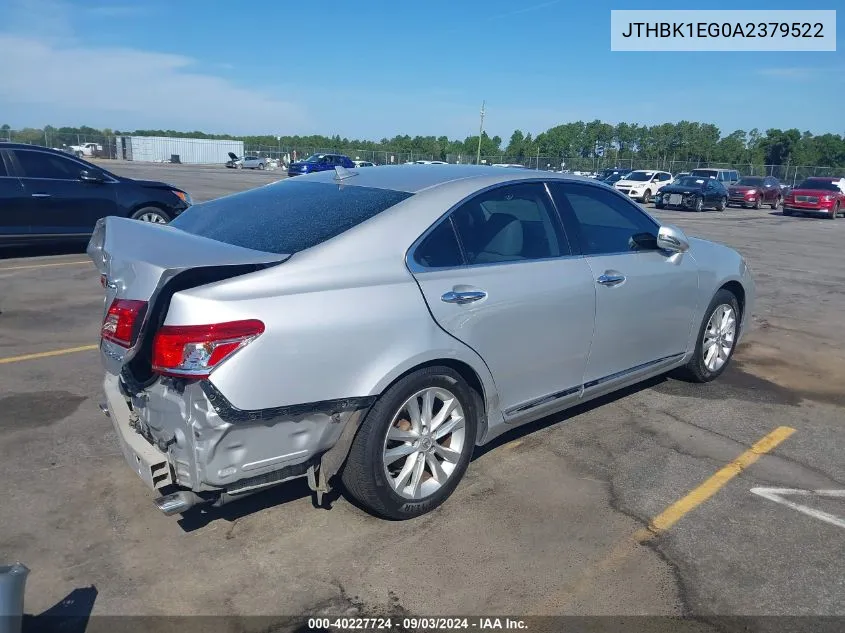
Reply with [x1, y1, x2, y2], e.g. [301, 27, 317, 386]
[550, 183, 659, 256]
[14, 150, 81, 179]
[450, 182, 568, 265]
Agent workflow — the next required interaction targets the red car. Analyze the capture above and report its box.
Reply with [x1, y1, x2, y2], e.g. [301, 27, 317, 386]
[727, 176, 784, 209]
[783, 177, 845, 219]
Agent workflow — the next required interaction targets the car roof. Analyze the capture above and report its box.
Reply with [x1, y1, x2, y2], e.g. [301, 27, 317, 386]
[0, 142, 78, 156]
[294, 164, 596, 193]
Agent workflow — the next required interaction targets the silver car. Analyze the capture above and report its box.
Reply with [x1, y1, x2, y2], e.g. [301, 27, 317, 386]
[88, 165, 754, 520]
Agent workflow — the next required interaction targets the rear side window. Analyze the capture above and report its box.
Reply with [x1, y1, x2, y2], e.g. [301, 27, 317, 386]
[450, 182, 569, 264]
[170, 180, 413, 254]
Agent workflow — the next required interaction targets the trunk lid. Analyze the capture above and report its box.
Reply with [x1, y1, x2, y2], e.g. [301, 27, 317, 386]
[87, 216, 288, 376]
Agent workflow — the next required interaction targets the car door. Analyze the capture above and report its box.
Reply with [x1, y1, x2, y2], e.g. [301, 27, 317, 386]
[0, 150, 29, 240]
[763, 177, 778, 203]
[704, 179, 719, 205]
[549, 182, 699, 388]
[409, 181, 596, 418]
[12, 148, 118, 237]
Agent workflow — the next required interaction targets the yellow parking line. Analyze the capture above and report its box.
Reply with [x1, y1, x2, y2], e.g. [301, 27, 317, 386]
[635, 425, 796, 542]
[0, 344, 99, 365]
[0, 260, 91, 271]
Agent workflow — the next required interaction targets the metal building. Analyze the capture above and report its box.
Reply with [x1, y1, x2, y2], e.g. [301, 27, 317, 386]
[115, 136, 244, 165]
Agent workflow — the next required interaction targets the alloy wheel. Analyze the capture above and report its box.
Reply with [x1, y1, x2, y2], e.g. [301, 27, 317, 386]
[382, 387, 466, 500]
[136, 211, 167, 224]
[702, 304, 737, 372]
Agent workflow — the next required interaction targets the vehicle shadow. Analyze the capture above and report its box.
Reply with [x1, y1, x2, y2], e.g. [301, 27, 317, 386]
[0, 243, 87, 261]
[175, 478, 340, 533]
[23, 585, 98, 633]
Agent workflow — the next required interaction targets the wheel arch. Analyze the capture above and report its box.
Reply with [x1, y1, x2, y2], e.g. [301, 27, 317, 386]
[370, 354, 498, 446]
[720, 280, 746, 322]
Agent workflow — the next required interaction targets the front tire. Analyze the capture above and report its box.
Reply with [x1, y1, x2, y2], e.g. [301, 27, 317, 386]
[341, 366, 478, 520]
[676, 289, 740, 383]
[641, 189, 651, 204]
[829, 202, 840, 220]
[716, 196, 727, 212]
[771, 196, 782, 210]
[694, 195, 704, 212]
[754, 196, 762, 210]
[131, 207, 170, 224]
[258, 162, 265, 170]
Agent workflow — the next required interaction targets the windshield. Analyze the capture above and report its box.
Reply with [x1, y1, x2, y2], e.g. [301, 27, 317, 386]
[625, 171, 653, 182]
[736, 177, 764, 186]
[170, 181, 413, 254]
[303, 154, 325, 163]
[605, 173, 627, 183]
[796, 179, 840, 191]
[675, 177, 706, 188]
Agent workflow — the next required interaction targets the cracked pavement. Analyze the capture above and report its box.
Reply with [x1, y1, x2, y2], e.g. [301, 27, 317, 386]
[1, 165, 843, 627]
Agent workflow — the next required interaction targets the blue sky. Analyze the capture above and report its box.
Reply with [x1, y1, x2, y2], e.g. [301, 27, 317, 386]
[0, 0, 842, 140]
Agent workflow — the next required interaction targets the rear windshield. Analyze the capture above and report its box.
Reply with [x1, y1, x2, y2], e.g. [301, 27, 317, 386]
[170, 180, 413, 254]
[691, 170, 718, 178]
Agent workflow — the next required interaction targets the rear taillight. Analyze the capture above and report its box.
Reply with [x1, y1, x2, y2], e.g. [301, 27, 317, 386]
[151, 320, 265, 379]
[101, 299, 148, 348]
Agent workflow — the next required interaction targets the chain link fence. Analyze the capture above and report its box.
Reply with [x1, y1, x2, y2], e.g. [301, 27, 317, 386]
[1, 129, 841, 185]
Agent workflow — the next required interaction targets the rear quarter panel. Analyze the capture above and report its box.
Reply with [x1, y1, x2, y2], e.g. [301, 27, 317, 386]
[164, 254, 502, 428]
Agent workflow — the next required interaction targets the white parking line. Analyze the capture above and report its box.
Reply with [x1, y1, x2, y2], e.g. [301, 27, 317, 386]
[750, 487, 845, 530]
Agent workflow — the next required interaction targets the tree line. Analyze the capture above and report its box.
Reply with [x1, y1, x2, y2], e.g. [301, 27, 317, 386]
[2, 121, 844, 167]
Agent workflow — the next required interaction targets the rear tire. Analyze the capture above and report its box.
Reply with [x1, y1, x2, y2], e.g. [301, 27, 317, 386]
[341, 366, 478, 520]
[676, 289, 740, 383]
[131, 207, 170, 224]
[258, 163, 265, 170]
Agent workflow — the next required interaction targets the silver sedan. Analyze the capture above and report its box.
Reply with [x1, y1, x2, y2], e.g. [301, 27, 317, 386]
[88, 165, 754, 520]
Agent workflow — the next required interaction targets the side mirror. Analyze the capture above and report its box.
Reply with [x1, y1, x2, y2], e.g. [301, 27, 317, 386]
[656, 225, 690, 253]
[80, 169, 103, 183]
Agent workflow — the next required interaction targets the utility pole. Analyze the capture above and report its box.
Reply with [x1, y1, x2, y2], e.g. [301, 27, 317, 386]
[476, 100, 485, 165]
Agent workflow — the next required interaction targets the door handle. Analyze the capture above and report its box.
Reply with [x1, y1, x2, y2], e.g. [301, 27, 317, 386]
[31, 193, 51, 198]
[596, 273, 626, 286]
[441, 290, 487, 304]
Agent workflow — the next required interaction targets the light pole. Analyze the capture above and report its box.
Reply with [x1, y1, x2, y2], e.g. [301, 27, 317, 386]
[476, 100, 485, 165]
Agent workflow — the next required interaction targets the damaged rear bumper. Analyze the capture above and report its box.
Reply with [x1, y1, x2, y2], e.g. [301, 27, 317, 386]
[102, 373, 374, 501]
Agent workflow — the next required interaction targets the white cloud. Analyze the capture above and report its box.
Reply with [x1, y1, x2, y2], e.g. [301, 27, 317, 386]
[0, 34, 308, 134]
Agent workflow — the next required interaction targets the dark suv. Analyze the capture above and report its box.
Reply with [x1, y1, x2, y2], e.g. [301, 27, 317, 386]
[0, 144, 192, 247]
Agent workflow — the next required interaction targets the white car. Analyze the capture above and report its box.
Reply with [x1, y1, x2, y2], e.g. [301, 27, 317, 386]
[353, 160, 376, 168]
[613, 170, 673, 203]
[69, 142, 102, 158]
